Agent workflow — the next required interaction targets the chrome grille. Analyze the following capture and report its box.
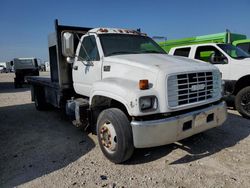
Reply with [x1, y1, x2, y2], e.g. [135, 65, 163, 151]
[168, 72, 217, 107]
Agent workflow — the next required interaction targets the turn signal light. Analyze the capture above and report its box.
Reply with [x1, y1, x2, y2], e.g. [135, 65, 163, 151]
[139, 80, 149, 90]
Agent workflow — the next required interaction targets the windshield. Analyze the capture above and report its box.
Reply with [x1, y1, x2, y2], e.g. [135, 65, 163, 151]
[99, 34, 166, 57]
[217, 44, 250, 59]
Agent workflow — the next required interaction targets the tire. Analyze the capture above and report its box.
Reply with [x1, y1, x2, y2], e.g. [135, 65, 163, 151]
[34, 86, 49, 111]
[235, 86, 250, 119]
[14, 79, 21, 88]
[14, 81, 19, 88]
[97, 108, 134, 163]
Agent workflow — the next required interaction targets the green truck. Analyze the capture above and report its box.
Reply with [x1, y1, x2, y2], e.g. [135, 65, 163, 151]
[159, 31, 250, 54]
[232, 39, 250, 54]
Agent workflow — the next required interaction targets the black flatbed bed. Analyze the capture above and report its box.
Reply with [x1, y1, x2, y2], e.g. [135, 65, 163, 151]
[27, 75, 76, 108]
[26, 76, 60, 89]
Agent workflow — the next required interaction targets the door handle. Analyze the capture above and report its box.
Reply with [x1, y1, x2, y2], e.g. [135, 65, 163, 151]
[73, 65, 78, 70]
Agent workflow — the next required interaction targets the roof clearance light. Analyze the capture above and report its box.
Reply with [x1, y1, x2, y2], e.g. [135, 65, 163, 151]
[98, 28, 108, 33]
[139, 80, 149, 90]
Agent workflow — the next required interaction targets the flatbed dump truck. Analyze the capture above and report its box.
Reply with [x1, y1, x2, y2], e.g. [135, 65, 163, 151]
[27, 20, 227, 163]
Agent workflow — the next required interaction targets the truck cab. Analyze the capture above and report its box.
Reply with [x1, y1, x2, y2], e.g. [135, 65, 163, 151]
[27, 20, 227, 163]
[169, 43, 250, 118]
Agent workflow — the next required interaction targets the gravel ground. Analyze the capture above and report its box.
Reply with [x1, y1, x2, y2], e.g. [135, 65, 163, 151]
[0, 73, 250, 188]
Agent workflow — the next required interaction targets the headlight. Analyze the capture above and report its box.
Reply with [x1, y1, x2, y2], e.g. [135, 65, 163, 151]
[139, 96, 158, 112]
[221, 80, 225, 95]
[212, 71, 222, 98]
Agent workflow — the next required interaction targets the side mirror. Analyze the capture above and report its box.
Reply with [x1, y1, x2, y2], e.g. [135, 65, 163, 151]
[209, 53, 228, 64]
[62, 32, 74, 58]
[209, 53, 216, 64]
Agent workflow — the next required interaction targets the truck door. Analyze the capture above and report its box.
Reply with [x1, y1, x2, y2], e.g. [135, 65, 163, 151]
[194, 45, 230, 80]
[73, 34, 102, 96]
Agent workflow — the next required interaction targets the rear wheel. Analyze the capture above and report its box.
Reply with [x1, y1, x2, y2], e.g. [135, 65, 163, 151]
[34, 86, 50, 111]
[97, 108, 134, 163]
[235, 86, 250, 119]
[14, 78, 22, 88]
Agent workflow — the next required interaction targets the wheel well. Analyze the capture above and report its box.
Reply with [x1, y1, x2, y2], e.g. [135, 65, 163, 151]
[233, 75, 250, 95]
[90, 96, 130, 133]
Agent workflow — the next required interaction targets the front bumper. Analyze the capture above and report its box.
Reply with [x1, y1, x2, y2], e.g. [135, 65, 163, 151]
[131, 101, 227, 148]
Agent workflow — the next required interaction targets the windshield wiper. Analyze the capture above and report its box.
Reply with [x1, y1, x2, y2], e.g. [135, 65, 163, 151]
[142, 50, 165, 54]
[107, 51, 139, 56]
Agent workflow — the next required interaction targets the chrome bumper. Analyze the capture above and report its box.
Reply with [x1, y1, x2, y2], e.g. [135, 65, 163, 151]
[131, 101, 227, 148]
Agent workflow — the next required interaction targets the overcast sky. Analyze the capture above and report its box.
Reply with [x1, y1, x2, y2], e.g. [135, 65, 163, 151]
[0, 0, 249, 62]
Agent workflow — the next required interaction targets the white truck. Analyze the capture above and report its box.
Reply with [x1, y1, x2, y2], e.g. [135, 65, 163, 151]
[0, 61, 12, 73]
[169, 43, 250, 118]
[27, 20, 227, 163]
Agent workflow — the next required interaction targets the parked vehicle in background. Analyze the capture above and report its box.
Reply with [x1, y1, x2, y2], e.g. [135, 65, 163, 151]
[0, 65, 7, 73]
[169, 43, 250, 118]
[39, 64, 46, 71]
[0, 61, 12, 72]
[13, 57, 39, 88]
[27, 20, 227, 163]
[158, 31, 250, 54]
[45, 61, 50, 72]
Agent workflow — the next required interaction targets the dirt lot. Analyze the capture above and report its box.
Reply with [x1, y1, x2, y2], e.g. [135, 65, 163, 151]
[0, 73, 250, 188]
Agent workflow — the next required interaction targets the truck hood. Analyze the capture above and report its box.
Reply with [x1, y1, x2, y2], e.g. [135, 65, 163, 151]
[235, 57, 250, 64]
[102, 53, 219, 93]
[104, 53, 217, 74]
[101, 53, 221, 115]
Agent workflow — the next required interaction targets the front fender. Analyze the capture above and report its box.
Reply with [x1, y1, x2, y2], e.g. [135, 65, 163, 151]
[232, 75, 250, 95]
[90, 78, 159, 116]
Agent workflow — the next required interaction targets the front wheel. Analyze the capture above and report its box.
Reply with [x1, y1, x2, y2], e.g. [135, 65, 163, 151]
[235, 86, 250, 119]
[97, 108, 134, 163]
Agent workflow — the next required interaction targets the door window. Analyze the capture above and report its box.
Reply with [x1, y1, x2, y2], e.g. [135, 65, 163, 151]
[173, 47, 191, 57]
[195, 46, 227, 64]
[79, 35, 100, 61]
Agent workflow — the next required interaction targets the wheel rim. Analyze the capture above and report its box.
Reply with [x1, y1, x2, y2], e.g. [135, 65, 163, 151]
[99, 121, 117, 153]
[241, 91, 250, 114]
